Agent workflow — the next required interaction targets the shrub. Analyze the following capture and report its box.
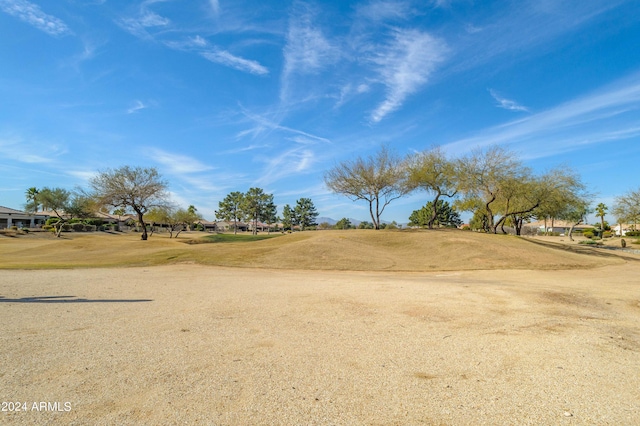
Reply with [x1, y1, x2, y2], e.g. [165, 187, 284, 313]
[62, 224, 73, 232]
[46, 217, 61, 226]
[625, 231, 640, 237]
[10, 226, 18, 231]
[602, 231, 612, 238]
[21, 228, 29, 233]
[85, 219, 104, 226]
[579, 239, 602, 245]
[85, 225, 97, 232]
[582, 231, 594, 239]
[71, 223, 85, 232]
[42, 225, 53, 231]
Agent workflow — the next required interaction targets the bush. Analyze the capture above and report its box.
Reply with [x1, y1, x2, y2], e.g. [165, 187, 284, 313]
[579, 239, 602, 245]
[71, 223, 85, 232]
[85, 225, 97, 232]
[21, 228, 29, 233]
[625, 231, 640, 237]
[62, 224, 73, 232]
[46, 217, 61, 226]
[602, 231, 612, 238]
[42, 225, 53, 231]
[85, 219, 104, 226]
[582, 231, 594, 239]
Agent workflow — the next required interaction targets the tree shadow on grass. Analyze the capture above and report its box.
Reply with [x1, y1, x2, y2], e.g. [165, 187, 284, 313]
[520, 238, 640, 263]
[0, 295, 152, 303]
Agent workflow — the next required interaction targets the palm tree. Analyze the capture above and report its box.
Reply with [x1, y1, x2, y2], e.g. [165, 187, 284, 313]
[595, 202, 608, 231]
[25, 187, 40, 212]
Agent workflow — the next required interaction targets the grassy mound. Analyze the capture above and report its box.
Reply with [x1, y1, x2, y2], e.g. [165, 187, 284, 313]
[0, 229, 626, 270]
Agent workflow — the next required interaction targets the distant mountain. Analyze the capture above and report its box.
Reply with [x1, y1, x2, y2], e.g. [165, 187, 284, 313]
[316, 217, 361, 226]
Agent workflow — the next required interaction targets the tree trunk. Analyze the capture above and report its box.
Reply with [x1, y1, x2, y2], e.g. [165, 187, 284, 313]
[369, 201, 379, 230]
[136, 210, 148, 240]
[428, 193, 441, 230]
[55, 222, 63, 238]
[485, 197, 496, 233]
[514, 216, 523, 236]
[568, 219, 582, 241]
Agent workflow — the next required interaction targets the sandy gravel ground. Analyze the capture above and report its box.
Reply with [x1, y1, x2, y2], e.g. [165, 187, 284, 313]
[1, 263, 639, 425]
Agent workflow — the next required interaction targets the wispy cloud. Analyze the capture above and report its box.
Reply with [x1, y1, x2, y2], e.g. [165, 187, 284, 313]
[209, 0, 219, 17]
[488, 89, 529, 112]
[201, 49, 268, 75]
[166, 35, 269, 76]
[0, 0, 72, 36]
[127, 100, 147, 114]
[147, 148, 214, 174]
[445, 72, 640, 158]
[370, 28, 448, 122]
[66, 169, 97, 181]
[239, 108, 332, 145]
[117, 1, 170, 40]
[256, 147, 315, 186]
[451, 0, 625, 74]
[281, 2, 338, 100]
[355, 0, 414, 22]
[0, 134, 64, 163]
[222, 143, 270, 154]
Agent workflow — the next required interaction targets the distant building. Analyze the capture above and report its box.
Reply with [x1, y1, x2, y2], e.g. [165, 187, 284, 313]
[526, 220, 595, 235]
[0, 206, 49, 229]
[611, 223, 637, 236]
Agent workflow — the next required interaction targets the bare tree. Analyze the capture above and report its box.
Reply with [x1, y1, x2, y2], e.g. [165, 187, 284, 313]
[458, 147, 586, 235]
[405, 146, 459, 229]
[613, 188, 640, 230]
[324, 146, 407, 230]
[38, 188, 93, 237]
[457, 146, 525, 233]
[90, 166, 169, 241]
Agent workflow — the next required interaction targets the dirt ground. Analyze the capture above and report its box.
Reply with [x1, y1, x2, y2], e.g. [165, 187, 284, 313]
[1, 261, 639, 425]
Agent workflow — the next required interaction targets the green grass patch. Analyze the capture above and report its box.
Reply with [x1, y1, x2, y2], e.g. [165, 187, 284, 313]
[188, 233, 284, 244]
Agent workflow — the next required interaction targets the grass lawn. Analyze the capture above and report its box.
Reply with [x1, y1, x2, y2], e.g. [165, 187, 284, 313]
[0, 228, 628, 270]
[192, 233, 284, 243]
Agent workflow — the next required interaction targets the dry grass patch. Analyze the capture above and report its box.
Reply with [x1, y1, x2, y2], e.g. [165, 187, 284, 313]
[0, 229, 629, 271]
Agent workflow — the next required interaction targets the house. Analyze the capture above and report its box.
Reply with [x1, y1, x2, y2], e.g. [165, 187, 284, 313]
[246, 221, 272, 233]
[0, 206, 49, 229]
[526, 219, 596, 235]
[611, 223, 638, 236]
[213, 221, 248, 232]
[195, 219, 218, 232]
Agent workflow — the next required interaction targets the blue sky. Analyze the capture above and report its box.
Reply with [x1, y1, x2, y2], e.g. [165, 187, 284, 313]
[1, 0, 639, 224]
